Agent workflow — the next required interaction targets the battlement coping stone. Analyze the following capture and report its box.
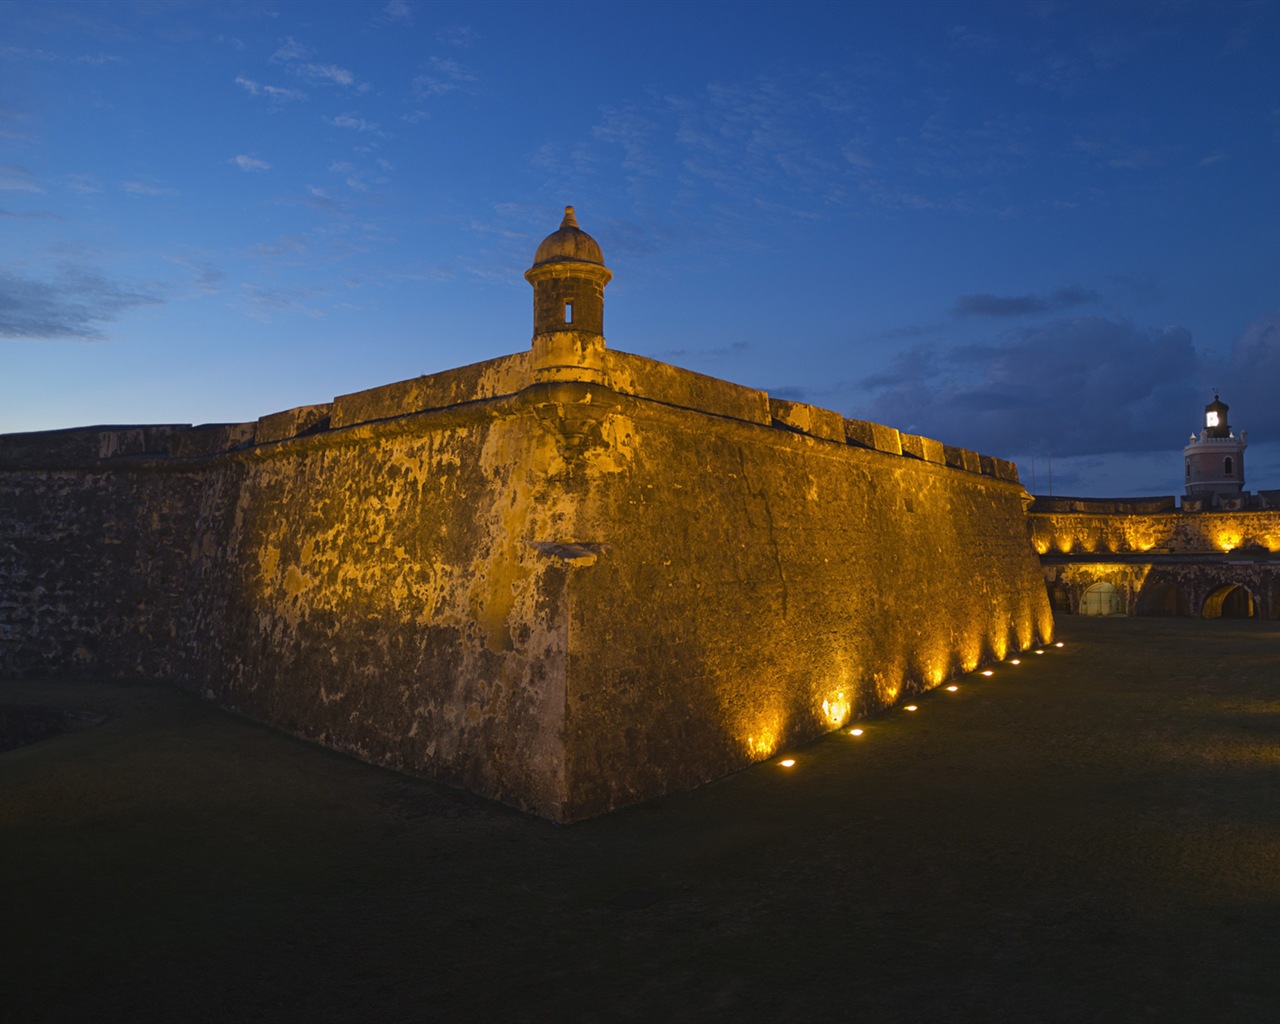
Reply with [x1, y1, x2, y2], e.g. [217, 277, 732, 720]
[768, 398, 846, 443]
[899, 433, 946, 465]
[256, 404, 332, 445]
[844, 418, 903, 456]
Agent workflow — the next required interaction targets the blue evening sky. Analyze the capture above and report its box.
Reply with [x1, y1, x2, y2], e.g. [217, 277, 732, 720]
[2, 0, 1277, 496]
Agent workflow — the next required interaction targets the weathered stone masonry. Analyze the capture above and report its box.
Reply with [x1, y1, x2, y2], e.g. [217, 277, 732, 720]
[0, 209, 1053, 821]
[1029, 495, 1280, 618]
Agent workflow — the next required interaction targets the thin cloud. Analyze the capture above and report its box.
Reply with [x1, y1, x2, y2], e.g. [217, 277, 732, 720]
[0, 164, 42, 193]
[0, 109, 30, 141]
[382, 1, 412, 23]
[437, 26, 476, 49]
[0, 207, 61, 221]
[0, 266, 162, 341]
[239, 282, 327, 323]
[0, 45, 121, 66]
[413, 56, 477, 97]
[955, 287, 1100, 317]
[303, 63, 356, 87]
[63, 174, 103, 194]
[271, 37, 361, 90]
[328, 113, 384, 136]
[232, 154, 271, 172]
[234, 75, 306, 102]
[165, 255, 226, 296]
[271, 37, 310, 64]
[121, 179, 177, 197]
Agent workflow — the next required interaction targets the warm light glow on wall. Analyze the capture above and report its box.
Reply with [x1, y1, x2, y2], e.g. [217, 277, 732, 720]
[1215, 530, 1243, 552]
[747, 729, 779, 759]
[1033, 537, 1049, 555]
[1036, 609, 1054, 646]
[821, 692, 851, 728]
[1124, 523, 1157, 552]
[989, 632, 1009, 660]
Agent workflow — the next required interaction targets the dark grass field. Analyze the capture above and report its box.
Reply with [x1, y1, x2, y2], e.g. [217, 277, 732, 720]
[3, 616, 1279, 1023]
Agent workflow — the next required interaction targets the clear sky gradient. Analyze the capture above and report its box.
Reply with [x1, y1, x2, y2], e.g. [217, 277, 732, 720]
[3, 0, 1277, 496]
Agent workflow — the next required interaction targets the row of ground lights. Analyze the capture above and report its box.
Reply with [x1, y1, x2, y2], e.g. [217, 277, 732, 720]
[776, 641, 1066, 768]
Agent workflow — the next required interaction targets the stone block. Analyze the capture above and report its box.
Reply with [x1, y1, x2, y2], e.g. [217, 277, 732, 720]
[899, 433, 946, 464]
[768, 398, 846, 442]
[844, 418, 903, 456]
[991, 457, 1020, 483]
[256, 404, 332, 445]
[171, 423, 256, 458]
[944, 445, 982, 473]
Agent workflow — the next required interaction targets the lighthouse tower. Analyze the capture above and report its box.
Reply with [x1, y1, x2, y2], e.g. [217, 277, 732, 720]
[1183, 394, 1247, 505]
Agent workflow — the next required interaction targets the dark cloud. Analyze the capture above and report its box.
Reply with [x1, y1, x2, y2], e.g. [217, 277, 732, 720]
[1224, 312, 1280, 436]
[954, 286, 1100, 317]
[0, 267, 162, 340]
[861, 316, 1199, 458]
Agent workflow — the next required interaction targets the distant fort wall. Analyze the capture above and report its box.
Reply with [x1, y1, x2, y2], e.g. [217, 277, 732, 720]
[1029, 496, 1280, 619]
[0, 348, 1052, 820]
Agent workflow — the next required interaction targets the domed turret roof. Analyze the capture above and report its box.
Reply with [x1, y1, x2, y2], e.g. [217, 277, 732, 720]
[531, 206, 606, 268]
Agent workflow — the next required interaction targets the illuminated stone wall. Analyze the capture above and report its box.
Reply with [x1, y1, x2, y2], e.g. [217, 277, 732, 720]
[1, 349, 1052, 821]
[1029, 507, 1280, 557]
[559, 368, 1051, 819]
[1029, 503, 1280, 619]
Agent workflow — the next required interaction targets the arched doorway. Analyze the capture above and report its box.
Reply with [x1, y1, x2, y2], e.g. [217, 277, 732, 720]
[1202, 584, 1255, 619]
[1134, 581, 1190, 617]
[1048, 582, 1071, 613]
[1080, 582, 1122, 616]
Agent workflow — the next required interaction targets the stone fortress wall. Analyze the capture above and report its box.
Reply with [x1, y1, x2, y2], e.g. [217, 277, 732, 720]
[1029, 496, 1280, 619]
[0, 209, 1053, 822]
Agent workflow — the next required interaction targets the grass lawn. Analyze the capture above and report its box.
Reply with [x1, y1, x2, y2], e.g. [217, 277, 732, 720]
[3, 616, 1279, 1022]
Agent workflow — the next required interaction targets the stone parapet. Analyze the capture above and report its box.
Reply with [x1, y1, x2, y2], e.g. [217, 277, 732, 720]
[329, 352, 531, 429]
[844, 418, 903, 456]
[899, 432, 946, 465]
[768, 398, 846, 442]
[255, 405, 331, 445]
